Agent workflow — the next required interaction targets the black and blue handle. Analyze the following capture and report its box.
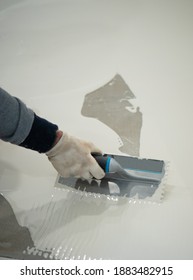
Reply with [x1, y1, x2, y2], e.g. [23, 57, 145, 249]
[91, 153, 112, 173]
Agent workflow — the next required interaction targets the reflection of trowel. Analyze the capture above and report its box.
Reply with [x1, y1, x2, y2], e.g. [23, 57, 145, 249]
[55, 153, 167, 202]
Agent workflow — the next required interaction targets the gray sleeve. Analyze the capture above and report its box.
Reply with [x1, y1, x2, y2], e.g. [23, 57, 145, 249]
[0, 87, 34, 145]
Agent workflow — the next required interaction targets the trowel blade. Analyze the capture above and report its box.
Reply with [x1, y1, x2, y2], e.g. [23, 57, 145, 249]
[55, 154, 168, 203]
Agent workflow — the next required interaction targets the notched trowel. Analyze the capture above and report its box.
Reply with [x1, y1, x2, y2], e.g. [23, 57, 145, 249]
[55, 153, 168, 203]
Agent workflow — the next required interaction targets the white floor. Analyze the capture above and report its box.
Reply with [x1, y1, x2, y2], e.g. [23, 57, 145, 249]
[0, 0, 193, 259]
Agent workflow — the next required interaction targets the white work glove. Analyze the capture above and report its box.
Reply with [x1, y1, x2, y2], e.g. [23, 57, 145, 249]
[46, 132, 105, 180]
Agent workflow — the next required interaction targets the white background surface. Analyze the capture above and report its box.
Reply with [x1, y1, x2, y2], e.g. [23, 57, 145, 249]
[0, 0, 193, 259]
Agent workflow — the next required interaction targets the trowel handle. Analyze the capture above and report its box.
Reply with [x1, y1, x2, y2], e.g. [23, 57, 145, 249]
[91, 153, 111, 173]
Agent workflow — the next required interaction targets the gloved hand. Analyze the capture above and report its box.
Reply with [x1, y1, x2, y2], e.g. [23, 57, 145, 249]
[46, 131, 105, 180]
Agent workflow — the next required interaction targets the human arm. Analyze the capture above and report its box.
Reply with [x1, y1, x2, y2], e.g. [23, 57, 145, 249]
[0, 88, 105, 180]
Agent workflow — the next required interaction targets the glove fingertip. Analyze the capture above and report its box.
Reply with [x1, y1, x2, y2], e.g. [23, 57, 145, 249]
[90, 163, 105, 180]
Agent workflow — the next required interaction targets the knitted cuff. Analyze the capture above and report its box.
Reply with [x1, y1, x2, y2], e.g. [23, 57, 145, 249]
[19, 114, 58, 153]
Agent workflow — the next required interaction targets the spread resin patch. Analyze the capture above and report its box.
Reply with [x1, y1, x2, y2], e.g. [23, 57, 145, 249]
[81, 74, 142, 156]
